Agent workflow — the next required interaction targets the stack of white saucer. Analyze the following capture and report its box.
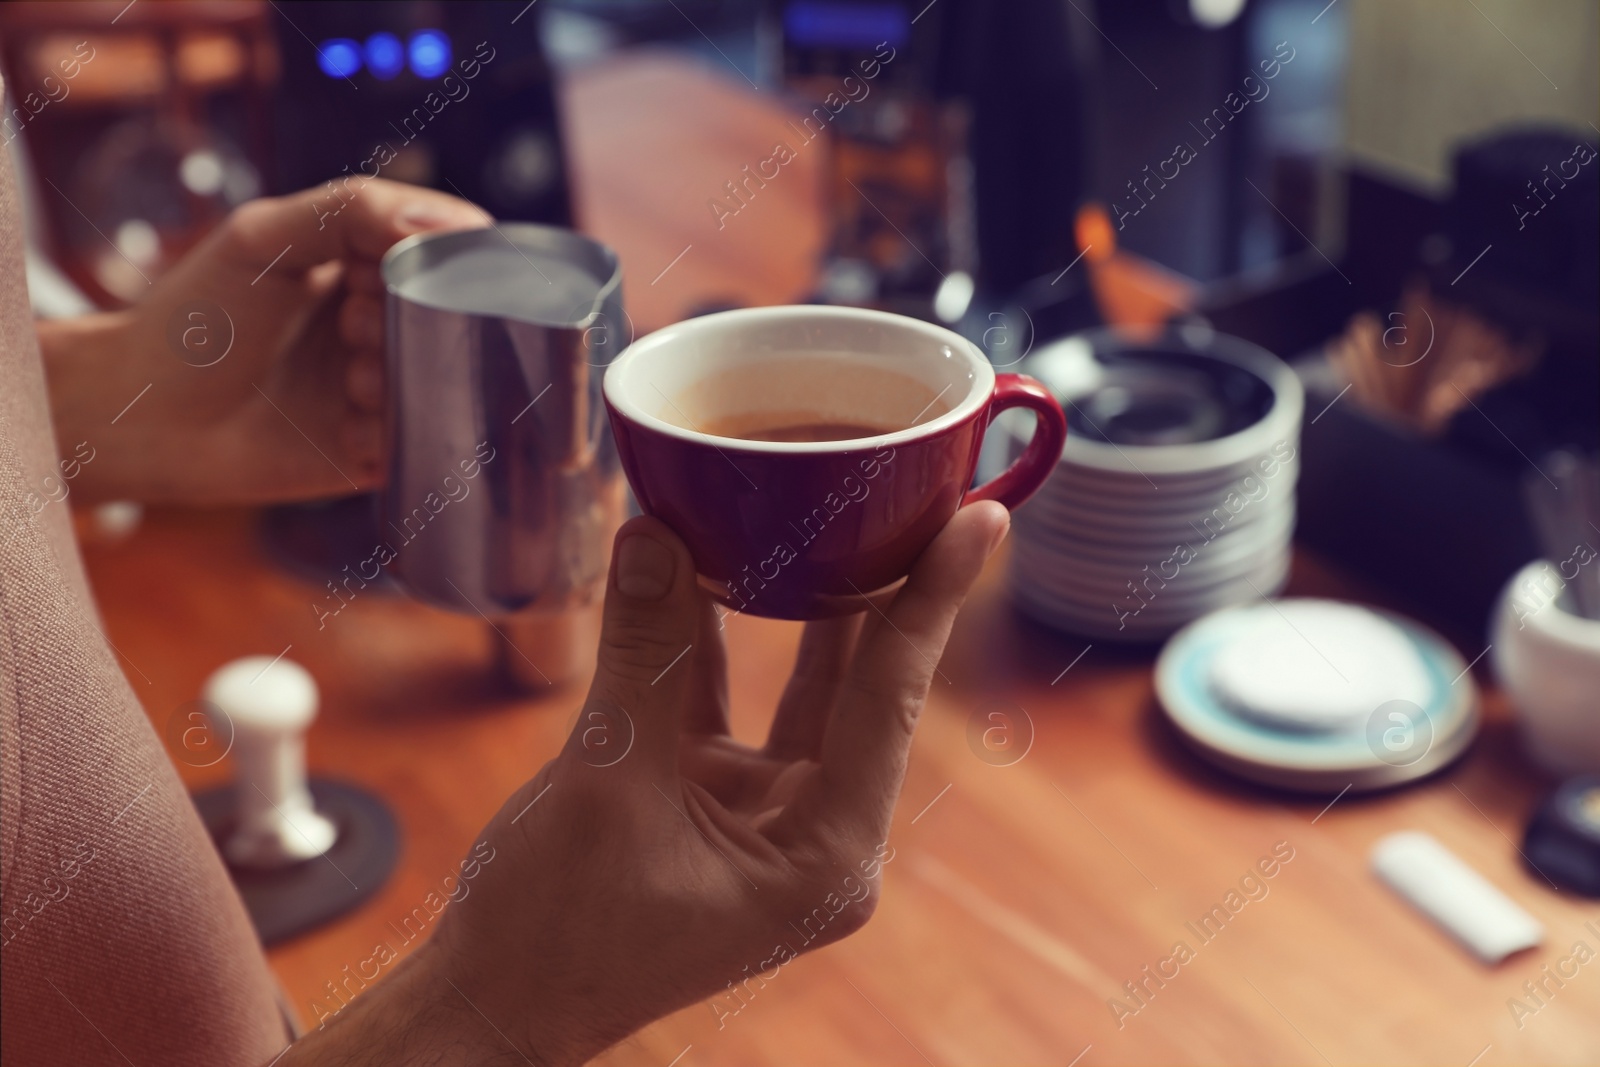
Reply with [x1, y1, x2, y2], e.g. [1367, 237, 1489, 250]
[1002, 326, 1304, 641]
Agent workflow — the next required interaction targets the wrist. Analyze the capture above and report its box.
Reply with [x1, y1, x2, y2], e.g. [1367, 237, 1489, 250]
[35, 310, 156, 505]
[427, 922, 608, 1067]
[281, 940, 552, 1067]
[36, 310, 138, 419]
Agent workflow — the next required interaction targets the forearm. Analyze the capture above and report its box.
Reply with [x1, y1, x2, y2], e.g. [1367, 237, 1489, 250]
[274, 941, 566, 1067]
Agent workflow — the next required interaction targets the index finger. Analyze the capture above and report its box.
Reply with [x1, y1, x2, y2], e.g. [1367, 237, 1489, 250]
[225, 177, 492, 274]
[811, 501, 1008, 842]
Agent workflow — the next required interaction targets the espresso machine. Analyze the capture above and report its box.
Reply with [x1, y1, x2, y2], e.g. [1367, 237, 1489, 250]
[257, 0, 617, 689]
[767, 0, 1100, 370]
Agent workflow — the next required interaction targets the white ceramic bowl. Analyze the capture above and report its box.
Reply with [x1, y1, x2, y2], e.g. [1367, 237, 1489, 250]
[1491, 560, 1600, 774]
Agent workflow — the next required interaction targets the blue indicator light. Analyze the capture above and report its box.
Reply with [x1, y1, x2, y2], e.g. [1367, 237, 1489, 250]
[408, 30, 451, 79]
[783, 2, 910, 49]
[365, 32, 404, 79]
[316, 38, 363, 79]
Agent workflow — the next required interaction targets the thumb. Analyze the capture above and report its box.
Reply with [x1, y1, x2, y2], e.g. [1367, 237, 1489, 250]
[579, 516, 700, 775]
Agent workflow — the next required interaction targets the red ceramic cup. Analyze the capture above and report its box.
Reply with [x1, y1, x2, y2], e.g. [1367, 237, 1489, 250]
[604, 306, 1066, 619]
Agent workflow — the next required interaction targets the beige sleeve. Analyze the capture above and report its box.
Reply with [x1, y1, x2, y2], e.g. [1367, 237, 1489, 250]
[0, 80, 290, 1066]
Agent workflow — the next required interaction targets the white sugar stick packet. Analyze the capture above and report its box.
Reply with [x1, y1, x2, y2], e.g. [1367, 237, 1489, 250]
[1371, 830, 1544, 963]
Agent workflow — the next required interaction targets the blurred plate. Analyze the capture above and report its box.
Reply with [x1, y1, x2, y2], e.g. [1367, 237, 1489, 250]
[1015, 508, 1291, 552]
[1026, 469, 1301, 516]
[1011, 552, 1291, 616]
[1013, 495, 1295, 551]
[1011, 554, 1292, 639]
[1011, 328, 1304, 477]
[1153, 600, 1479, 791]
[1010, 535, 1294, 599]
[1011, 509, 1295, 576]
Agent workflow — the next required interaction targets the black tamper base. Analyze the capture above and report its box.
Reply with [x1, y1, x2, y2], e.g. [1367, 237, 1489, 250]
[1523, 775, 1600, 899]
[194, 778, 400, 945]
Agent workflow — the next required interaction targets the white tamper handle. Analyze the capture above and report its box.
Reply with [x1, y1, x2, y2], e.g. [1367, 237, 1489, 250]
[203, 656, 338, 869]
[1371, 830, 1543, 963]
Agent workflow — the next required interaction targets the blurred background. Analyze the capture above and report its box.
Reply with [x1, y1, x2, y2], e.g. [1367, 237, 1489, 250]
[5, 0, 1595, 625]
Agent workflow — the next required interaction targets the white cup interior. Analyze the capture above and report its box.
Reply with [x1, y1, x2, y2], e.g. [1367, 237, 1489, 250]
[604, 306, 994, 451]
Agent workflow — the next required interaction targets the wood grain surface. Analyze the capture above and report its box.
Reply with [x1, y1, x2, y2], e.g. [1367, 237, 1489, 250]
[84, 506, 1600, 1066]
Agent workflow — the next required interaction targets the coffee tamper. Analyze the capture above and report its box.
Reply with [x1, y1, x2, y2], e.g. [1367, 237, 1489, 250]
[204, 657, 337, 866]
[191, 655, 398, 945]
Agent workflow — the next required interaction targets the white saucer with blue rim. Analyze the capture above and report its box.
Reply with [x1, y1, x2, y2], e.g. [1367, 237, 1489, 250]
[1155, 599, 1480, 793]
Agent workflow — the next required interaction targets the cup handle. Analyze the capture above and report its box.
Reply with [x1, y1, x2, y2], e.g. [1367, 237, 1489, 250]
[963, 373, 1067, 510]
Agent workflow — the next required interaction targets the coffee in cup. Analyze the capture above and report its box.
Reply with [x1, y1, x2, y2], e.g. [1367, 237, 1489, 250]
[604, 306, 1066, 619]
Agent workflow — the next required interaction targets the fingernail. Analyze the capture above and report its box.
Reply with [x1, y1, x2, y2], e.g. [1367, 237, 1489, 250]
[397, 201, 489, 232]
[987, 513, 1011, 555]
[616, 533, 675, 601]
